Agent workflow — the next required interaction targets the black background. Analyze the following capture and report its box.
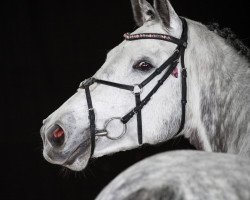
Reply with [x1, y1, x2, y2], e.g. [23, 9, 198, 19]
[1, 0, 249, 199]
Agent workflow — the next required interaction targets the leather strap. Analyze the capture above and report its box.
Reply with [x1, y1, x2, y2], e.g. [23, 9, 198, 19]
[121, 60, 179, 124]
[95, 79, 134, 91]
[84, 86, 96, 155]
[175, 18, 188, 136]
[135, 93, 142, 144]
[124, 32, 186, 46]
[139, 50, 180, 88]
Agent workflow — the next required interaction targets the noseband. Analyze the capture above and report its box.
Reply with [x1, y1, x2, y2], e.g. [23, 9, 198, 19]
[79, 18, 188, 156]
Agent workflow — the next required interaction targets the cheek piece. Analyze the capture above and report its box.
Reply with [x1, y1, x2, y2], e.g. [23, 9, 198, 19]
[79, 18, 188, 156]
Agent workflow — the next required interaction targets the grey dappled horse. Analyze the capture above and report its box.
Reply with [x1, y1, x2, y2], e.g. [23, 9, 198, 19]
[40, 0, 250, 199]
[40, 0, 249, 171]
[96, 151, 250, 200]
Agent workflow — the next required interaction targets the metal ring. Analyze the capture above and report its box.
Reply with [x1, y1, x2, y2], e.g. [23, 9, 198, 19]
[132, 84, 143, 95]
[104, 117, 127, 140]
[95, 130, 108, 137]
[79, 77, 95, 88]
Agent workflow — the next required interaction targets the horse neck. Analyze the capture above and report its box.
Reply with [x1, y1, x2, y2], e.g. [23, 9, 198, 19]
[184, 20, 250, 157]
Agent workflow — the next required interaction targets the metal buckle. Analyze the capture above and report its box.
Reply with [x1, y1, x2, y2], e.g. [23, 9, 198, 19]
[132, 84, 143, 95]
[133, 109, 138, 114]
[173, 49, 179, 54]
[79, 77, 95, 88]
[183, 42, 188, 48]
[182, 68, 187, 78]
[95, 117, 127, 140]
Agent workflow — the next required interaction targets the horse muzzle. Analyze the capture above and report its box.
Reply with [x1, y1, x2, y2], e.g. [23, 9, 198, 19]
[40, 119, 91, 170]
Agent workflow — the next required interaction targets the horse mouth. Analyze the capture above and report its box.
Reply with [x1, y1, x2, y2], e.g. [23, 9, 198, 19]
[63, 139, 90, 166]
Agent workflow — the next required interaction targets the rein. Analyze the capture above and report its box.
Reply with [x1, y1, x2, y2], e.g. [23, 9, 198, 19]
[79, 18, 188, 156]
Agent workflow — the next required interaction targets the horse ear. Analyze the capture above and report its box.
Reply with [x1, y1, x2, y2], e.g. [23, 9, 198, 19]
[130, 0, 156, 27]
[154, 0, 182, 30]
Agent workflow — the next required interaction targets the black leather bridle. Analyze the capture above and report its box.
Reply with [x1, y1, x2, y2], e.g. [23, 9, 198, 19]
[79, 18, 188, 156]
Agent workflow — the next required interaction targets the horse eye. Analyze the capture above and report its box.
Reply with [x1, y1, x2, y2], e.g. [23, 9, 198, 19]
[133, 61, 154, 72]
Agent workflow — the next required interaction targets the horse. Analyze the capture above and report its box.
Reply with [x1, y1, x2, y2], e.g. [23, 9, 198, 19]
[96, 150, 250, 200]
[40, 0, 250, 171]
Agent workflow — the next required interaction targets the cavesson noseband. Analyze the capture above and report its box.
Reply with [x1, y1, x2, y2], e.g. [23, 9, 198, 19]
[79, 18, 188, 156]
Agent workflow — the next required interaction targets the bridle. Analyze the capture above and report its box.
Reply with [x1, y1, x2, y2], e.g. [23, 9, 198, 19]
[80, 18, 188, 155]
[79, 18, 188, 156]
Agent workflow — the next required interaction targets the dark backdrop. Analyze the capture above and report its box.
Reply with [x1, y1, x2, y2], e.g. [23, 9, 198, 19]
[1, 0, 249, 199]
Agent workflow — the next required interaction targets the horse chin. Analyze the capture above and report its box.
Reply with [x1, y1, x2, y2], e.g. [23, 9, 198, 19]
[63, 140, 91, 171]
[64, 157, 89, 171]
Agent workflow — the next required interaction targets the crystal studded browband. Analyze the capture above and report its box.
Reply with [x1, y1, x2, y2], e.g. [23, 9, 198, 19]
[123, 32, 187, 47]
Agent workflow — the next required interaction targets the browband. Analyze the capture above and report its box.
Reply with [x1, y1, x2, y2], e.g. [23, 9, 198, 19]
[124, 32, 187, 47]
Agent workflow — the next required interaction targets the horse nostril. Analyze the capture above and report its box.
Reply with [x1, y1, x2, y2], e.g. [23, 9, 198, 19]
[48, 126, 65, 147]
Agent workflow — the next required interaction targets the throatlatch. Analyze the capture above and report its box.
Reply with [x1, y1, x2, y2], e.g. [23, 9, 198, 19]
[79, 18, 188, 156]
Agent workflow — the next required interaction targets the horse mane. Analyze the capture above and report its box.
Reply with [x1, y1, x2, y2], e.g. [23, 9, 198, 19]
[206, 23, 250, 62]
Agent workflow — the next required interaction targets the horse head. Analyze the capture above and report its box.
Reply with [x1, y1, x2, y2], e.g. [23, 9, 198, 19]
[40, 0, 188, 171]
[40, 0, 250, 171]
